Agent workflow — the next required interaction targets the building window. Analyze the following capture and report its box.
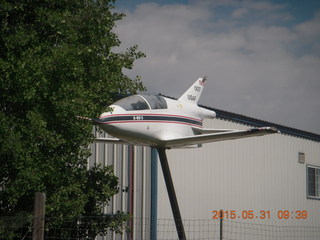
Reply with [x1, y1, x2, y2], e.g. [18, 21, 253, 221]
[307, 165, 320, 199]
[298, 152, 305, 164]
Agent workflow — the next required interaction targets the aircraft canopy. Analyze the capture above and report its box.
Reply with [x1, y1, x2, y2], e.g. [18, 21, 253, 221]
[114, 94, 168, 111]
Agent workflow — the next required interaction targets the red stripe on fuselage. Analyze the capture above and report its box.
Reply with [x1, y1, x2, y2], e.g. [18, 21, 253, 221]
[99, 113, 202, 122]
[98, 120, 202, 128]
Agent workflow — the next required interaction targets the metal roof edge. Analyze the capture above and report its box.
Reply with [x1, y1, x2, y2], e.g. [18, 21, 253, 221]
[203, 105, 320, 142]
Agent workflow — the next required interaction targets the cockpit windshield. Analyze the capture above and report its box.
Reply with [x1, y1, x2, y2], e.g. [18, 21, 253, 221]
[114, 94, 167, 111]
[114, 95, 149, 111]
[141, 94, 168, 110]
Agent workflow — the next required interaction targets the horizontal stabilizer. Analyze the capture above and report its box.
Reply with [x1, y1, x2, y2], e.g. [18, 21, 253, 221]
[192, 127, 241, 134]
[95, 137, 128, 144]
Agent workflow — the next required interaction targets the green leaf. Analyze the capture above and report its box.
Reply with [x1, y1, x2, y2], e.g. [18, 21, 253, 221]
[0, 0, 143, 238]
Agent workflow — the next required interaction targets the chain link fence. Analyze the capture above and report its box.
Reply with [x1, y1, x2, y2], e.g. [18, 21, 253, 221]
[1, 216, 320, 240]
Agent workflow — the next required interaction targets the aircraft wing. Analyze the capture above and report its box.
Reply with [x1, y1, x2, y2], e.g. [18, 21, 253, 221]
[163, 127, 279, 148]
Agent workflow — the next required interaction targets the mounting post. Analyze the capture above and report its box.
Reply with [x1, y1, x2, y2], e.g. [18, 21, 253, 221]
[156, 148, 186, 240]
[220, 210, 223, 240]
[32, 192, 46, 240]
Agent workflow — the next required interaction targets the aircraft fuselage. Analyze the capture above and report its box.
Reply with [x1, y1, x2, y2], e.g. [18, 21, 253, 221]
[95, 96, 215, 147]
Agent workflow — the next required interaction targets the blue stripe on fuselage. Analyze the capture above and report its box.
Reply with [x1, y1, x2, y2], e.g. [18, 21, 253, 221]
[99, 114, 202, 127]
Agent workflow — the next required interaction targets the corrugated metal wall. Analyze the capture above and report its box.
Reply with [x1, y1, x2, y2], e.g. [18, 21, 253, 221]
[89, 127, 154, 240]
[157, 118, 320, 238]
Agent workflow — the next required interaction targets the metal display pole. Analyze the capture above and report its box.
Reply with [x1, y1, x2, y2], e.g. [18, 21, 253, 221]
[156, 148, 186, 240]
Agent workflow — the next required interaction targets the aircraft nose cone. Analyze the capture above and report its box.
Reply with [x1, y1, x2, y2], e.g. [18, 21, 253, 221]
[99, 105, 126, 119]
[99, 111, 111, 119]
[92, 118, 104, 125]
[99, 107, 114, 119]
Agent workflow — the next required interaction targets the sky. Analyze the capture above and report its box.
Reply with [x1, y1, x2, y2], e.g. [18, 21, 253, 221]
[113, 0, 320, 134]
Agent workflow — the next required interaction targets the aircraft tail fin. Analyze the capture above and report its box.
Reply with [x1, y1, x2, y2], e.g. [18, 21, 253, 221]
[178, 77, 207, 104]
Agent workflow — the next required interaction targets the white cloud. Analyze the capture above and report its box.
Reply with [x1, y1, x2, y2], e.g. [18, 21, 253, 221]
[115, 1, 320, 133]
[295, 11, 320, 38]
[231, 8, 248, 18]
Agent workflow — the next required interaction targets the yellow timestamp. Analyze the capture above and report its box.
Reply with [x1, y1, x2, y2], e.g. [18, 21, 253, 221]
[212, 210, 308, 220]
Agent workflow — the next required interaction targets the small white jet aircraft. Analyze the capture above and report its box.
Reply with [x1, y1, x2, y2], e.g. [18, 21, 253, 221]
[92, 77, 278, 148]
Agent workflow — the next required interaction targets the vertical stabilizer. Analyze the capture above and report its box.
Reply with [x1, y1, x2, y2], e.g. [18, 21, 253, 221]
[178, 77, 207, 104]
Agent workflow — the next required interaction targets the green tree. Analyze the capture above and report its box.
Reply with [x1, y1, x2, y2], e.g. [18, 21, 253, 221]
[0, 0, 145, 238]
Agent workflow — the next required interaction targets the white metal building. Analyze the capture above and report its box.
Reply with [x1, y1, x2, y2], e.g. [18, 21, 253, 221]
[90, 105, 320, 240]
